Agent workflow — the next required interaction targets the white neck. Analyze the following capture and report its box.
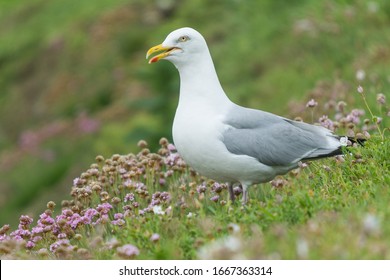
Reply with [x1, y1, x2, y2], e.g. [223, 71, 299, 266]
[174, 50, 231, 109]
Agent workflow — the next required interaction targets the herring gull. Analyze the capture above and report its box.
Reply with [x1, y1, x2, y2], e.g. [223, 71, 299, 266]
[146, 27, 359, 204]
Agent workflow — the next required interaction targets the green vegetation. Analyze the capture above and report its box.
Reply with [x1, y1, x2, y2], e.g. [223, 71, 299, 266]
[1, 134, 389, 259]
[0, 0, 389, 259]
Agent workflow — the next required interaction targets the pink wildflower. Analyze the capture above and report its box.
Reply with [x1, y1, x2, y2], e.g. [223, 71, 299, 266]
[197, 184, 207, 193]
[124, 193, 135, 202]
[117, 244, 140, 258]
[96, 203, 113, 214]
[26, 241, 35, 249]
[306, 99, 318, 108]
[319, 115, 335, 131]
[211, 183, 223, 193]
[167, 143, 176, 151]
[376, 93, 386, 105]
[150, 233, 160, 242]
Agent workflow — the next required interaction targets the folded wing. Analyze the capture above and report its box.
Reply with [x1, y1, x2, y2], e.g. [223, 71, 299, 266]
[222, 105, 341, 167]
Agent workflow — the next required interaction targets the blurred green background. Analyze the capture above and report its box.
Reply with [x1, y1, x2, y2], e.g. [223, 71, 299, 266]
[0, 0, 389, 227]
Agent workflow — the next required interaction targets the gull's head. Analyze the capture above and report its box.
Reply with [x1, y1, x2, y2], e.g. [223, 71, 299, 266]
[146, 27, 207, 67]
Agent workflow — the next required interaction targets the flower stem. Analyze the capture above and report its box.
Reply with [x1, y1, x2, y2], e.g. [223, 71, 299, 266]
[359, 91, 384, 142]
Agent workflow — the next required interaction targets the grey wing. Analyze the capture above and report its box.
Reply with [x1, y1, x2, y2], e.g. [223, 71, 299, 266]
[222, 106, 341, 167]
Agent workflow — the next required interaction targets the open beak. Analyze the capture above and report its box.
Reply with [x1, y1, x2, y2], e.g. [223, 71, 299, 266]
[146, 44, 180, 64]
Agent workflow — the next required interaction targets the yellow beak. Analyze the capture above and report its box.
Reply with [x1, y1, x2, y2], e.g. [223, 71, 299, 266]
[146, 44, 179, 64]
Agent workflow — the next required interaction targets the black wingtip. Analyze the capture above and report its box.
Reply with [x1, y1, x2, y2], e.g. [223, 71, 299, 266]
[347, 137, 367, 146]
[303, 136, 366, 161]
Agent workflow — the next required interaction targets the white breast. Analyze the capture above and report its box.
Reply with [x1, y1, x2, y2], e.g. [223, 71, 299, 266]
[172, 101, 277, 184]
[172, 101, 225, 175]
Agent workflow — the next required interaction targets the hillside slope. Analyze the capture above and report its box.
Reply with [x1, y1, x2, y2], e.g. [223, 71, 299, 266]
[0, 0, 389, 228]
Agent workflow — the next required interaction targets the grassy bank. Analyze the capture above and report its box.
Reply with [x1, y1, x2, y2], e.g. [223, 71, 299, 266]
[1, 90, 389, 258]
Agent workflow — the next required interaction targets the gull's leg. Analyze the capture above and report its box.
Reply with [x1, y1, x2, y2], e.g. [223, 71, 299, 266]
[228, 183, 235, 202]
[241, 184, 249, 205]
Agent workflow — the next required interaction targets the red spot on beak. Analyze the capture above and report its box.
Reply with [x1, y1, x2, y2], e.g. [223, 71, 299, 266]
[150, 56, 159, 63]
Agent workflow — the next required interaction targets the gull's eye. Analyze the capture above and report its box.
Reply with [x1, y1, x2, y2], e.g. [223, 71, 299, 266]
[178, 35, 189, 42]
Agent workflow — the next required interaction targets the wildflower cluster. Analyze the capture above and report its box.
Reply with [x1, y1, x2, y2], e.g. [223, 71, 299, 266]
[0, 138, 233, 259]
[301, 82, 388, 142]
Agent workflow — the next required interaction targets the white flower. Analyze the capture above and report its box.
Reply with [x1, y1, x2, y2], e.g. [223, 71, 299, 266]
[339, 136, 348, 146]
[187, 212, 194, 218]
[197, 236, 242, 259]
[356, 69, 366, 81]
[296, 238, 309, 259]
[363, 214, 381, 235]
[152, 205, 165, 215]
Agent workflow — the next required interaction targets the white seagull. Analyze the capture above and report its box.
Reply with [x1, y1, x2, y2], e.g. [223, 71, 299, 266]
[146, 27, 354, 204]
